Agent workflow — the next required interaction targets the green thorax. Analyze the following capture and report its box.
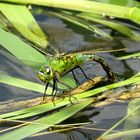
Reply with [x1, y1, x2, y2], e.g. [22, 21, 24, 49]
[47, 53, 88, 76]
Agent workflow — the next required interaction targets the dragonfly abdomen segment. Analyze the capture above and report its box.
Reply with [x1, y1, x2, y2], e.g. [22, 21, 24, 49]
[83, 54, 115, 83]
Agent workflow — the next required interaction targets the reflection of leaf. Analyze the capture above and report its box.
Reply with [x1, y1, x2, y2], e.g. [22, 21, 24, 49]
[0, 3, 48, 48]
[99, 98, 140, 140]
[123, 98, 140, 139]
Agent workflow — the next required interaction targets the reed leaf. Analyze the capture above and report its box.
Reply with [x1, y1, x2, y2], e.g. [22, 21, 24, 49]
[118, 52, 140, 60]
[77, 12, 140, 42]
[0, 27, 46, 69]
[0, 3, 48, 48]
[0, 74, 44, 93]
[0, 99, 93, 140]
[0, 74, 75, 94]
[73, 74, 140, 99]
[1, 0, 140, 25]
[47, 11, 112, 40]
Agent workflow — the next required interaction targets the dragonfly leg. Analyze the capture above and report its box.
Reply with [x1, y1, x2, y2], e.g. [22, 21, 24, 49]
[78, 66, 94, 83]
[71, 70, 80, 85]
[52, 78, 57, 106]
[42, 82, 49, 101]
[68, 93, 73, 104]
[68, 92, 77, 104]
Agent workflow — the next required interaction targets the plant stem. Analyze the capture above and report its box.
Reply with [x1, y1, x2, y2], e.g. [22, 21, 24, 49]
[1, 0, 140, 24]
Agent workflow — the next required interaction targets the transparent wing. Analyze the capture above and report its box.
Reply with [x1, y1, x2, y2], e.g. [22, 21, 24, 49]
[27, 21, 126, 57]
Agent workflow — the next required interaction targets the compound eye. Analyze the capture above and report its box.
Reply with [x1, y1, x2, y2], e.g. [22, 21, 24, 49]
[45, 66, 51, 74]
[39, 70, 44, 75]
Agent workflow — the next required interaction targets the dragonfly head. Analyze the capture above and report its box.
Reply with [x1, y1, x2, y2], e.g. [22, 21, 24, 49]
[38, 65, 54, 83]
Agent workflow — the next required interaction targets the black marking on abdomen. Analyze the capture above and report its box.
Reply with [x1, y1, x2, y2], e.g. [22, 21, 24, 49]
[87, 54, 115, 83]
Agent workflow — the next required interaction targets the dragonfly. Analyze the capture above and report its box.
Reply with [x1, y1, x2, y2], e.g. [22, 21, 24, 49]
[31, 30, 115, 104]
[38, 52, 115, 104]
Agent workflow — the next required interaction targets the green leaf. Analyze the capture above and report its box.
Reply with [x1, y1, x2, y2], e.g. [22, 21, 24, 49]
[0, 74, 76, 94]
[117, 52, 140, 60]
[73, 75, 140, 99]
[0, 74, 45, 93]
[1, 0, 140, 24]
[1, 73, 140, 100]
[0, 99, 93, 140]
[0, 27, 46, 69]
[78, 12, 140, 42]
[0, 3, 48, 48]
[0, 73, 139, 119]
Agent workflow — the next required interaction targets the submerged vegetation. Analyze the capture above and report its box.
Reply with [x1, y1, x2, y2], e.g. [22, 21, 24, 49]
[0, 0, 140, 140]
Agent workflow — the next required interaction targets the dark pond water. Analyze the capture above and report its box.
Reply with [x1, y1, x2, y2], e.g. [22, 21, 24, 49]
[0, 9, 140, 140]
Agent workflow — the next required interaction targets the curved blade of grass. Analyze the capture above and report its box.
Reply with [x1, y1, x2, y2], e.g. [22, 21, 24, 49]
[77, 13, 140, 42]
[0, 27, 46, 69]
[0, 3, 48, 48]
[2, 0, 140, 25]
[0, 99, 93, 140]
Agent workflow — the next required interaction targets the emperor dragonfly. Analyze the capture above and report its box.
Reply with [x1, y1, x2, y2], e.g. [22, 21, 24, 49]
[38, 52, 115, 103]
